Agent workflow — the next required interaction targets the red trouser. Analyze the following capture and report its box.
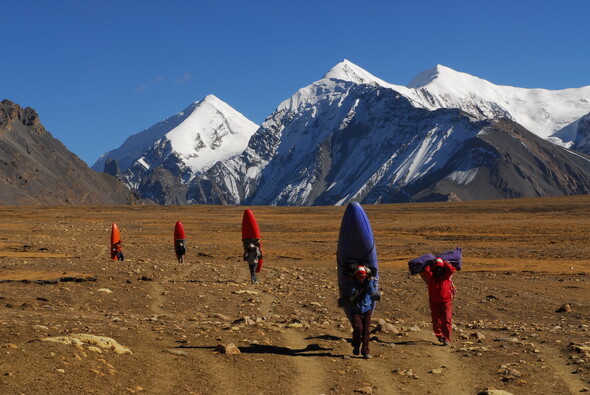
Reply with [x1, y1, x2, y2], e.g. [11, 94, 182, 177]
[352, 309, 373, 355]
[429, 300, 452, 342]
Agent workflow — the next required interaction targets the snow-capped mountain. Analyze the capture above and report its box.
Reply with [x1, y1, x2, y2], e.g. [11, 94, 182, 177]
[188, 61, 590, 205]
[318, 60, 590, 142]
[92, 95, 258, 203]
[96, 60, 590, 206]
[406, 64, 590, 142]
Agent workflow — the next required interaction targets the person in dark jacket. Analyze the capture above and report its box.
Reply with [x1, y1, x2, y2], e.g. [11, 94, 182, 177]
[344, 265, 377, 358]
[421, 258, 456, 345]
[112, 240, 125, 261]
[174, 240, 186, 263]
[243, 242, 262, 284]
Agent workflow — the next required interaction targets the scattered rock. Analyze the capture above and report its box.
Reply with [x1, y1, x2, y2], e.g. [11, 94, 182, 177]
[373, 319, 400, 334]
[233, 316, 255, 326]
[494, 337, 520, 343]
[33, 325, 49, 331]
[216, 343, 241, 355]
[391, 369, 418, 379]
[42, 334, 132, 355]
[429, 368, 443, 374]
[568, 343, 590, 354]
[471, 332, 486, 340]
[234, 290, 258, 295]
[97, 288, 112, 294]
[478, 390, 514, 395]
[354, 386, 372, 394]
[556, 304, 572, 313]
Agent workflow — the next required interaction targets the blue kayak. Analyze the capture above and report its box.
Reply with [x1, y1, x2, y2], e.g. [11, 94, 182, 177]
[337, 202, 379, 321]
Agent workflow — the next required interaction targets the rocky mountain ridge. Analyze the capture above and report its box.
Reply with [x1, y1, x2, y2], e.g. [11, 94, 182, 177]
[0, 99, 137, 205]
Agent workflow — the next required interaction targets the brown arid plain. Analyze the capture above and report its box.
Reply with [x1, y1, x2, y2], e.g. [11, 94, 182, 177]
[1, 196, 590, 395]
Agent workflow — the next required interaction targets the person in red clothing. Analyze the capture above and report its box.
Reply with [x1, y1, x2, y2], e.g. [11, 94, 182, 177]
[420, 257, 456, 345]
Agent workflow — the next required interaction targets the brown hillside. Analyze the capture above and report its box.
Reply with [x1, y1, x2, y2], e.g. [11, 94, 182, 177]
[0, 99, 136, 205]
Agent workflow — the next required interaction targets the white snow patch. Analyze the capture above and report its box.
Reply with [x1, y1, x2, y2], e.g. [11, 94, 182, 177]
[137, 157, 149, 170]
[447, 168, 479, 185]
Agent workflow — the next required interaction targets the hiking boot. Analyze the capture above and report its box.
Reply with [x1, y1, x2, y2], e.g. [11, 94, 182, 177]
[363, 354, 372, 359]
[352, 346, 360, 356]
[437, 336, 444, 344]
[442, 339, 449, 346]
[251, 274, 258, 284]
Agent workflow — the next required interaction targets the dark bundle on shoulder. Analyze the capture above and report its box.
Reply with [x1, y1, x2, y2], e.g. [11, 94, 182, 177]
[408, 247, 462, 275]
[437, 247, 462, 270]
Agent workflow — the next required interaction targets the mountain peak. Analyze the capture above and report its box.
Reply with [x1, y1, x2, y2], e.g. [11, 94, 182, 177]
[162, 95, 259, 173]
[407, 64, 476, 89]
[202, 94, 221, 105]
[323, 59, 388, 86]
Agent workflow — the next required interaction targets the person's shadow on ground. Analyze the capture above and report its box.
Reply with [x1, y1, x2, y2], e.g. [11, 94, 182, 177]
[179, 342, 342, 358]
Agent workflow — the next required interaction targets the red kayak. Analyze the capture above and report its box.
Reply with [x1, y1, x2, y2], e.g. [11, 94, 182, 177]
[174, 221, 186, 240]
[242, 209, 264, 272]
[110, 223, 121, 260]
[174, 221, 186, 263]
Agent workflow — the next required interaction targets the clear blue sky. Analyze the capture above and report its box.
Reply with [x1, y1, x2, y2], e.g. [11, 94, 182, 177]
[2, 0, 590, 166]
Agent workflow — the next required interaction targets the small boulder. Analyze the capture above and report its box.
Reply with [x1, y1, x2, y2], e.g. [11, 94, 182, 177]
[211, 313, 230, 321]
[215, 343, 241, 355]
[556, 304, 572, 313]
[478, 390, 514, 395]
[471, 332, 486, 340]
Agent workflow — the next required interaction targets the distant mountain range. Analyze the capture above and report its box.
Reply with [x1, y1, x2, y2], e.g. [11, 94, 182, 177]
[92, 60, 590, 205]
[0, 99, 137, 205]
[4, 60, 590, 206]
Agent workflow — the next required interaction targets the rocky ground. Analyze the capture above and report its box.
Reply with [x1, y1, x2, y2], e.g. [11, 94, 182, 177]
[0, 196, 589, 394]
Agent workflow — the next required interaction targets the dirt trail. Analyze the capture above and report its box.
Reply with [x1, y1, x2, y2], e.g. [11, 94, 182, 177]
[412, 330, 478, 395]
[280, 329, 331, 395]
[537, 342, 588, 394]
[144, 262, 245, 394]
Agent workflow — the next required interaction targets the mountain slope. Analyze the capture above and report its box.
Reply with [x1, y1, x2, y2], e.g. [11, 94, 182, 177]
[410, 118, 590, 202]
[0, 100, 136, 205]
